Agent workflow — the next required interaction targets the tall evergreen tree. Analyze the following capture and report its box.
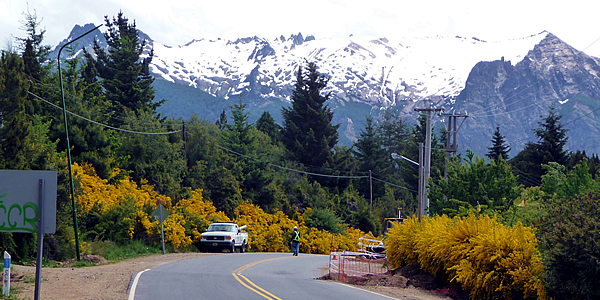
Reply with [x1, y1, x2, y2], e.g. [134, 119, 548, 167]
[510, 106, 569, 186]
[215, 109, 227, 130]
[222, 99, 255, 155]
[281, 62, 339, 170]
[256, 111, 280, 144]
[50, 47, 115, 179]
[0, 53, 30, 170]
[535, 106, 569, 166]
[353, 116, 389, 199]
[486, 125, 511, 162]
[92, 12, 161, 117]
[15, 8, 51, 64]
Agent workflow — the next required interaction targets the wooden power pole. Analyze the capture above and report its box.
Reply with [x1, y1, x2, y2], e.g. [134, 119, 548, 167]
[414, 107, 443, 217]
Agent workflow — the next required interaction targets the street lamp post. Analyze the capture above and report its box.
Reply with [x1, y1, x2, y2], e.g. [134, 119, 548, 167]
[57, 24, 103, 261]
[392, 144, 426, 222]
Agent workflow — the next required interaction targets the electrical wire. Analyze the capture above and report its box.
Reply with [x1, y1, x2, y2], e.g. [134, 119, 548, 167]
[28, 91, 182, 135]
[215, 144, 368, 179]
[25, 73, 184, 128]
[371, 177, 418, 194]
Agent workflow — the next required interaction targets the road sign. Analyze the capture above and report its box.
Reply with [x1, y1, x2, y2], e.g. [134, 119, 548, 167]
[152, 205, 170, 222]
[0, 170, 57, 234]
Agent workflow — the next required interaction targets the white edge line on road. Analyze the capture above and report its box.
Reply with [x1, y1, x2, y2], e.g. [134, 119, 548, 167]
[128, 268, 150, 300]
[333, 282, 400, 300]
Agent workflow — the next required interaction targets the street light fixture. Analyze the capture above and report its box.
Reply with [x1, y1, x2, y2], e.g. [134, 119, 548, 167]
[392, 144, 426, 222]
[57, 23, 103, 261]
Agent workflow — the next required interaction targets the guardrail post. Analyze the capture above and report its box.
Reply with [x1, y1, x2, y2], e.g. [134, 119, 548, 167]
[3, 251, 10, 296]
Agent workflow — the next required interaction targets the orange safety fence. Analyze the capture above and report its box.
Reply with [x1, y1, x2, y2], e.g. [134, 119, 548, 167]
[328, 251, 390, 283]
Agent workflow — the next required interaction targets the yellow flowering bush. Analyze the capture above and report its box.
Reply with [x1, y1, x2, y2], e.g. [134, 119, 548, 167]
[234, 202, 367, 254]
[74, 163, 367, 253]
[386, 214, 547, 300]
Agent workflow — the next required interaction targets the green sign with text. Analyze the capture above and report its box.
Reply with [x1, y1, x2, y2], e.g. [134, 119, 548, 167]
[0, 170, 57, 234]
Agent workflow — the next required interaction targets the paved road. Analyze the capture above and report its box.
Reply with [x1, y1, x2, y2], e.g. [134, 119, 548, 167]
[132, 252, 394, 300]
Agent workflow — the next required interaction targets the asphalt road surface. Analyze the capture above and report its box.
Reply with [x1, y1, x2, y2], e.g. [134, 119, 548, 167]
[131, 252, 395, 300]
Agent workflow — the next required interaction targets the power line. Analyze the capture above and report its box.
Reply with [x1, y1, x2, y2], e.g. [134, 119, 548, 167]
[28, 91, 182, 135]
[215, 144, 368, 179]
[25, 73, 184, 128]
[371, 177, 418, 194]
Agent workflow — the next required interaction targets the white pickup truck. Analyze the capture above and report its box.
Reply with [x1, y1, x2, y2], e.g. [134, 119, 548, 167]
[199, 223, 248, 253]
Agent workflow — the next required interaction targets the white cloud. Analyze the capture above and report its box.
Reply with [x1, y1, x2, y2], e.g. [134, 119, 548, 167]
[1, 0, 600, 57]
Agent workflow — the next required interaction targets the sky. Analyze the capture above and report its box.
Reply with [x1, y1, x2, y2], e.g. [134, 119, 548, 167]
[2, 0, 600, 57]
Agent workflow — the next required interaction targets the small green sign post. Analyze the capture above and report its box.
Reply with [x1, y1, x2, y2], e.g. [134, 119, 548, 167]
[152, 205, 170, 254]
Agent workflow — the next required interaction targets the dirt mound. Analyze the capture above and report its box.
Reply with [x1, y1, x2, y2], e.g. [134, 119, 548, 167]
[321, 265, 471, 299]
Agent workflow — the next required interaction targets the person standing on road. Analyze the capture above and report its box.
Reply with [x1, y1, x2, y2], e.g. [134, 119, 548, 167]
[291, 226, 300, 256]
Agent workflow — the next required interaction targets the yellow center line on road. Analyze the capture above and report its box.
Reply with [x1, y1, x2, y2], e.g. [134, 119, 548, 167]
[232, 256, 289, 300]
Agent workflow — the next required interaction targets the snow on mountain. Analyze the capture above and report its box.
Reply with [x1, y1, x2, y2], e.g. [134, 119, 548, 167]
[149, 32, 548, 108]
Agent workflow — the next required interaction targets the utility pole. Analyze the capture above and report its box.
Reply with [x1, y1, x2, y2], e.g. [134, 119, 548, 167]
[369, 170, 373, 207]
[418, 143, 424, 222]
[414, 107, 443, 217]
[182, 121, 187, 155]
[441, 113, 468, 178]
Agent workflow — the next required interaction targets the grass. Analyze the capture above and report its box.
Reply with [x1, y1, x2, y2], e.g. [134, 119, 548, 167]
[72, 260, 95, 268]
[88, 240, 162, 261]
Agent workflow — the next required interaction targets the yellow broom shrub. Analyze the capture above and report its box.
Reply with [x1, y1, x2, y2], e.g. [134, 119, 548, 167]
[386, 213, 548, 300]
[385, 216, 421, 268]
[74, 163, 368, 253]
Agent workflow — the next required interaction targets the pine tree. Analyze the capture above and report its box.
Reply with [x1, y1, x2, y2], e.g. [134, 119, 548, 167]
[535, 105, 569, 165]
[353, 116, 389, 199]
[92, 12, 161, 117]
[256, 111, 280, 144]
[15, 8, 51, 64]
[486, 125, 511, 162]
[0, 53, 31, 170]
[281, 62, 339, 169]
[510, 106, 569, 186]
[222, 98, 255, 155]
[215, 109, 227, 130]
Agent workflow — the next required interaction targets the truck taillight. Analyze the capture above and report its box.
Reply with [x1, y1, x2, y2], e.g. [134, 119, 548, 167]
[225, 236, 232, 240]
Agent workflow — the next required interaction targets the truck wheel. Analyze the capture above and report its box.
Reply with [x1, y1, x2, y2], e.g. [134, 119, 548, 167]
[231, 242, 236, 253]
[241, 242, 246, 253]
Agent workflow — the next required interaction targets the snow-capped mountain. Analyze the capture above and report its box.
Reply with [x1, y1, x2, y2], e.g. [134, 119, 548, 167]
[150, 32, 546, 109]
[52, 26, 600, 156]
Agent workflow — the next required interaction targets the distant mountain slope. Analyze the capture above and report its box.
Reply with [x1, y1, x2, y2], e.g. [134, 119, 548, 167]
[454, 33, 600, 155]
[51, 26, 600, 156]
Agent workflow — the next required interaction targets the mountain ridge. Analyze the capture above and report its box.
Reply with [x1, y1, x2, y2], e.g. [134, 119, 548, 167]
[51, 26, 600, 156]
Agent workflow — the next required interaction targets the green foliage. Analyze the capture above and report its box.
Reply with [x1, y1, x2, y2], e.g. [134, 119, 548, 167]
[486, 125, 511, 162]
[304, 208, 345, 234]
[92, 12, 160, 117]
[88, 240, 162, 261]
[72, 260, 95, 268]
[536, 191, 600, 299]
[510, 106, 570, 187]
[429, 154, 522, 219]
[353, 116, 389, 199]
[116, 111, 186, 198]
[82, 196, 136, 244]
[255, 111, 280, 144]
[281, 62, 340, 174]
[0, 52, 31, 170]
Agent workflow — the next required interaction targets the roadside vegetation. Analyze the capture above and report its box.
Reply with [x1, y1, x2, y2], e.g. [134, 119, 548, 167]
[1, 9, 599, 300]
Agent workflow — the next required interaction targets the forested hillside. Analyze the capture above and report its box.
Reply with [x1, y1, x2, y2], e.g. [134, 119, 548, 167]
[2, 11, 600, 299]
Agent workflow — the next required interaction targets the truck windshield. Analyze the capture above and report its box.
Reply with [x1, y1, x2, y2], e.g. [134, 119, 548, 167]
[208, 225, 235, 232]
